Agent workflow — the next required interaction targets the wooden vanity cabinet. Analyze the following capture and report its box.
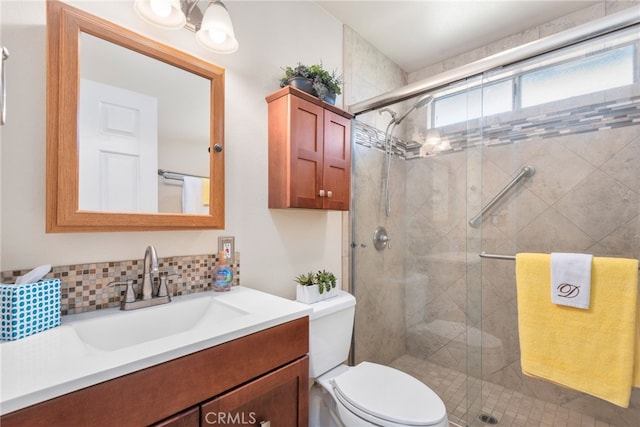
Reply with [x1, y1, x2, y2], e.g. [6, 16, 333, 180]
[266, 86, 353, 211]
[0, 317, 309, 427]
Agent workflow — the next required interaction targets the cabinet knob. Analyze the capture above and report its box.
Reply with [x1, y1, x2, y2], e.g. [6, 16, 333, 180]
[260, 422, 271, 427]
[319, 189, 325, 197]
[327, 190, 333, 198]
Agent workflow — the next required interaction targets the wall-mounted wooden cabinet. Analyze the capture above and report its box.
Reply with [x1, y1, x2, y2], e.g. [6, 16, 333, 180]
[266, 87, 353, 211]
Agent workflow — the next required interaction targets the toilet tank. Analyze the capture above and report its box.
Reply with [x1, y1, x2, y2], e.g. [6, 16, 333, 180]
[307, 290, 356, 378]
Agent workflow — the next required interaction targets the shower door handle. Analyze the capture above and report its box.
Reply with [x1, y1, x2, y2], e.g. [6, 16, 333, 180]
[1, 46, 9, 125]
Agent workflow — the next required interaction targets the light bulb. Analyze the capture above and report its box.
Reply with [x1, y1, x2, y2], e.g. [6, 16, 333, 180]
[149, 0, 172, 17]
[208, 28, 227, 44]
[133, 0, 186, 30]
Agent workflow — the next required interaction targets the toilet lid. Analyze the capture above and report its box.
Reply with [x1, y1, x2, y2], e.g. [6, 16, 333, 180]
[331, 362, 446, 426]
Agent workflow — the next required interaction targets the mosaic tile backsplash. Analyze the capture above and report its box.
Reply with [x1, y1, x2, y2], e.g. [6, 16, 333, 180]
[0, 253, 240, 316]
[354, 95, 640, 159]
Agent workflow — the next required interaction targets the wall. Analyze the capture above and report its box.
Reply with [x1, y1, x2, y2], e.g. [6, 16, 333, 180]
[0, 0, 344, 299]
[408, 1, 638, 83]
[343, 26, 409, 365]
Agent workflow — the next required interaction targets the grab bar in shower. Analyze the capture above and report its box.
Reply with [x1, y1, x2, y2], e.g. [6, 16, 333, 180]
[479, 252, 640, 269]
[468, 166, 535, 227]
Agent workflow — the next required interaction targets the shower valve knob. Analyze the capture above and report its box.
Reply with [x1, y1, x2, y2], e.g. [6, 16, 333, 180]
[373, 226, 390, 250]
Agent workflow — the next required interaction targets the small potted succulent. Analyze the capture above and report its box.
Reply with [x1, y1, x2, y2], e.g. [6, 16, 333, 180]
[280, 62, 343, 105]
[294, 269, 338, 303]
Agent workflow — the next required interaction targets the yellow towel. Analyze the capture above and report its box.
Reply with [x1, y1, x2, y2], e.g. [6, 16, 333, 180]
[201, 178, 210, 206]
[515, 253, 639, 407]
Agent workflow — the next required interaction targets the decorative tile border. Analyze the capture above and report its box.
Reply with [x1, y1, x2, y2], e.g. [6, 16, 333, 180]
[354, 95, 640, 159]
[0, 253, 240, 316]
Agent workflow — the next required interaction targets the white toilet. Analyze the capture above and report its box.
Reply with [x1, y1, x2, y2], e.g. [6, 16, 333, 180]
[307, 290, 449, 427]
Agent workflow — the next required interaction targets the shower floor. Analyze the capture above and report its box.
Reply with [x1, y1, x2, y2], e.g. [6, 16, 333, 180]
[390, 355, 617, 427]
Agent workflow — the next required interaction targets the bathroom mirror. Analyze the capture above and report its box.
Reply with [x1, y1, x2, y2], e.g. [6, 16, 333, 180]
[46, 0, 225, 232]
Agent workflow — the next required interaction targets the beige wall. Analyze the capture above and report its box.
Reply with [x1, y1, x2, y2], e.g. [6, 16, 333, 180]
[0, 0, 344, 299]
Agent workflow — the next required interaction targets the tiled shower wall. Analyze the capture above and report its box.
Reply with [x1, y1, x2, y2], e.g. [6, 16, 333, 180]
[401, 109, 639, 427]
[0, 253, 240, 315]
[344, 25, 410, 366]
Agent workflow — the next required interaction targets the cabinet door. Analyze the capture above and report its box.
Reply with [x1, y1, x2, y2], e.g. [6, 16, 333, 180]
[201, 356, 308, 427]
[322, 110, 351, 210]
[152, 406, 200, 427]
[290, 96, 324, 209]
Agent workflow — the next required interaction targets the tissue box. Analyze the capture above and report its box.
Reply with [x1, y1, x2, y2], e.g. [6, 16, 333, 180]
[0, 279, 61, 341]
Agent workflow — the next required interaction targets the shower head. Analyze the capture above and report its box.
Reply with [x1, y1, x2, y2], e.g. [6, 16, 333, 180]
[394, 94, 434, 125]
[378, 108, 397, 121]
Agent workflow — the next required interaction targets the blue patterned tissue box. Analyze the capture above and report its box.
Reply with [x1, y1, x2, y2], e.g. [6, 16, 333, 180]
[0, 279, 61, 341]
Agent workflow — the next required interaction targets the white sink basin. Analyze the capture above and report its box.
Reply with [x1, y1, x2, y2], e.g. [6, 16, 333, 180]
[66, 294, 248, 351]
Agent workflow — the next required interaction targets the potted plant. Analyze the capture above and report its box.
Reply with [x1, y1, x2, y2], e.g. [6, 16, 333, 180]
[280, 63, 314, 95]
[308, 63, 342, 105]
[280, 62, 343, 105]
[294, 269, 338, 303]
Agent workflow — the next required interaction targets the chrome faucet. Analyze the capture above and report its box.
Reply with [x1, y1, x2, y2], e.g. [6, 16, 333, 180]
[142, 245, 159, 300]
[110, 245, 178, 311]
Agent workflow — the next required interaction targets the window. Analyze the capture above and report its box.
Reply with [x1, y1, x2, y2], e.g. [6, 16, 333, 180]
[430, 36, 637, 127]
[521, 45, 634, 107]
[434, 80, 513, 127]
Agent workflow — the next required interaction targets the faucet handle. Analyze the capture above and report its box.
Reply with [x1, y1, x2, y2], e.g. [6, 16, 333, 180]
[157, 272, 180, 298]
[108, 279, 136, 303]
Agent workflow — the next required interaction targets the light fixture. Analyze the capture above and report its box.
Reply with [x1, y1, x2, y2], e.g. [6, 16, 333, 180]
[196, 1, 238, 54]
[133, 0, 239, 54]
[134, 0, 185, 29]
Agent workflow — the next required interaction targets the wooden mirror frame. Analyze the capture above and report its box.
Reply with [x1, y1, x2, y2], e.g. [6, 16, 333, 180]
[46, 0, 225, 232]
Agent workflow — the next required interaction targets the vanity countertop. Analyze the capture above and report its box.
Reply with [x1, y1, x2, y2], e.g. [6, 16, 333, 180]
[0, 286, 311, 415]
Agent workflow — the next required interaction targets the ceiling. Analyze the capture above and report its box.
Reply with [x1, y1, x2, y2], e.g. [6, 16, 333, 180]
[316, 1, 599, 73]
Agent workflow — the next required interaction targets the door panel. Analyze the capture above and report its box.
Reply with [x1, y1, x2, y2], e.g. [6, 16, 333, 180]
[78, 78, 158, 212]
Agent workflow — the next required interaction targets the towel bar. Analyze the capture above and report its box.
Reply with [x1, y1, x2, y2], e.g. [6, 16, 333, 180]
[158, 169, 208, 182]
[479, 252, 640, 269]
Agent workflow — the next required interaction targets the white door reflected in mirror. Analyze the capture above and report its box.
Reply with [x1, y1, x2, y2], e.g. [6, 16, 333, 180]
[79, 79, 159, 213]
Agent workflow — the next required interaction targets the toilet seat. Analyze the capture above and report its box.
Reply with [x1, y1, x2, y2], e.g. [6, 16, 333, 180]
[330, 362, 447, 426]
